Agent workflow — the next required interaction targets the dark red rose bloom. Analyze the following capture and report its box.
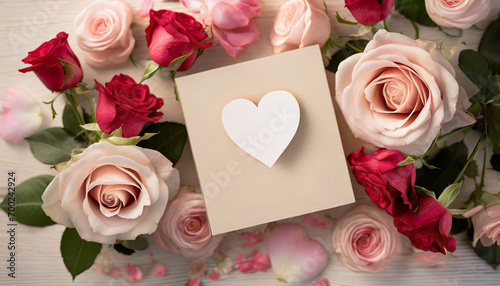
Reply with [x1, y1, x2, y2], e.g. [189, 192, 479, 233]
[345, 0, 395, 26]
[19, 32, 83, 92]
[393, 192, 456, 254]
[348, 147, 417, 215]
[145, 9, 212, 71]
[95, 74, 163, 137]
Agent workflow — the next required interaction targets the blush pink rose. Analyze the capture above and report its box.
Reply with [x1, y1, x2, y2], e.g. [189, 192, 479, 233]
[42, 141, 180, 244]
[270, 0, 331, 53]
[0, 87, 43, 145]
[465, 203, 500, 247]
[425, 0, 491, 29]
[331, 205, 402, 272]
[74, 0, 135, 68]
[336, 29, 474, 155]
[154, 186, 224, 259]
[183, 0, 262, 57]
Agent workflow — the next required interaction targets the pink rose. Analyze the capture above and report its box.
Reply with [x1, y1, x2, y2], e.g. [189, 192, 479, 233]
[19, 32, 83, 92]
[154, 186, 224, 259]
[331, 205, 402, 272]
[0, 87, 43, 145]
[183, 0, 262, 57]
[74, 0, 135, 68]
[42, 141, 180, 244]
[425, 0, 491, 29]
[336, 29, 474, 155]
[466, 203, 500, 247]
[270, 0, 331, 54]
[345, 0, 394, 26]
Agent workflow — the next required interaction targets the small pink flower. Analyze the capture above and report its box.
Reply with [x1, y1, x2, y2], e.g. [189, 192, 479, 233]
[185, 278, 201, 286]
[0, 87, 43, 145]
[126, 264, 143, 283]
[311, 278, 329, 286]
[151, 262, 166, 277]
[208, 269, 220, 281]
[241, 232, 264, 248]
[252, 253, 270, 272]
[235, 253, 254, 273]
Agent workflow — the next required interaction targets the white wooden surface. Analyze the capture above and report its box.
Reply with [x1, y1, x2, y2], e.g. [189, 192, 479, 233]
[1, 0, 500, 285]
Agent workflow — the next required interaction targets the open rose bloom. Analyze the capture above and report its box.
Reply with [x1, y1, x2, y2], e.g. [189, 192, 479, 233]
[42, 142, 180, 244]
[425, 0, 491, 29]
[331, 205, 402, 272]
[336, 30, 474, 155]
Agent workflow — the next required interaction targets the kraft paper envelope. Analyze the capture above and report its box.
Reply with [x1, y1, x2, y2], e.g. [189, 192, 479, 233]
[176, 45, 355, 235]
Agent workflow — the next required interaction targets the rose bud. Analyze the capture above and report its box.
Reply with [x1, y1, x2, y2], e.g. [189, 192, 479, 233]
[145, 10, 212, 71]
[19, 32, 83, 92]
[344, 0, 394, 26]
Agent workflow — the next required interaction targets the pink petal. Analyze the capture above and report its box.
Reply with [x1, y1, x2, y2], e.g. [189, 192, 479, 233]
[126, 264, 143, 283]
[267, 223, 327, 283]
[151, 263, 166, 277]
[138, 0, 154, 18]
[0, 87, 43, 145]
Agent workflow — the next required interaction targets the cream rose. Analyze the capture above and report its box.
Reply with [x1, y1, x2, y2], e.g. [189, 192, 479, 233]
[270, 0, 331, 53]
[42, 141, 179, 244]
[336, 29, 474, 155]
[154, 186, 224, 259]
[74, 0, 135, 68]
[331, 205, 402, 272]
[425, 0, 491, 29]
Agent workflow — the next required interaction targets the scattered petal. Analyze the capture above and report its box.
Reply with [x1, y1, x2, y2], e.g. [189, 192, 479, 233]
[126, 264, 143, 283]
[151, 262, 166, 277]
[311, 278, 330, 286]
[208, 269, 220, 281]
[185, 278, 201, 286]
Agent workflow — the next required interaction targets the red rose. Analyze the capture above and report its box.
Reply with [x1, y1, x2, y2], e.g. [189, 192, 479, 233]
[95, 74, 163, 137]
[393, 192, 456, 254]
[145, 10, 212, 71]
[19, 32, 83, 92]
[345, 0, 395, 26]
[348, 147, 417, 215]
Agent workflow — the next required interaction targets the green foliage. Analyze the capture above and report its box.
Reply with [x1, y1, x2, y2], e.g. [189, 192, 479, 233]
[113, 244, 135, 256]
[491, 154, 500, 171]
[395, 0, 437, 27]
[0, 175, 55, 226]
[140, 60, 163, 83]
[61, 228, 102, 280]
[326, 39, 368, 73]
[464, 159, 479, 178]
[437, 182, 462, 208]
[137, 122, 188, 166]
[473, 240, 500, 269]
[416, 142, 468, 197]
[26, 127, 82, 165]
[458, 49, 499, 103]
[478, 16, 500, 74]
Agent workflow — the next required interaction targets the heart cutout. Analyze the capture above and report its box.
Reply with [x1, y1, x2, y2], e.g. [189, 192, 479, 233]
[221, 90, 300, 167]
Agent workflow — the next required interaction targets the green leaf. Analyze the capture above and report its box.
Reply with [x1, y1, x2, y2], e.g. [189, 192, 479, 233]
[449, 217, 468, 235]
[395, 0, 437, 27]
[481, 193, 500, 206]
[141, 60, 163, 83]
[122, 235, 148, 250]
[414, 185, 437, 199]
[416, 141, 468, 197]
[437, 182, 462, 208]
[491, 154, 500, 171]
[61, 228, 102, 280]
[0, 175, 55, 226]
[167, 53, 192, 71]
[101, 133, 157, 146]
[478, 15, 500, 74]
[488, 119, 500, 154]
[335, 12, 358, 25]
[397, 156, 415, 167]
[326, 39, 368, 73]
[137, 122, 188, 166]
[458, 49, 499, 103]
[113, 244, 135, 256]
[26, 127, 83, 165]
[473, 240, 500, 269]
[62, 104, 82, 137]
[464, 159, 479, 178]
[80, 123, 101, 132]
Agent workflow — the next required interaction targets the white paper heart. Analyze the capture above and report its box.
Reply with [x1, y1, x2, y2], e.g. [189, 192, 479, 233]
[222, 90, 300, 167]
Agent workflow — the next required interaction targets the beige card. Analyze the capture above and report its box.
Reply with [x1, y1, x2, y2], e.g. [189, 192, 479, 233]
[176, 45, 355, 235]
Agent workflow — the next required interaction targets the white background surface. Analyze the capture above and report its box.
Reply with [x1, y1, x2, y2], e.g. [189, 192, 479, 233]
[1, 0, 500, 285]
